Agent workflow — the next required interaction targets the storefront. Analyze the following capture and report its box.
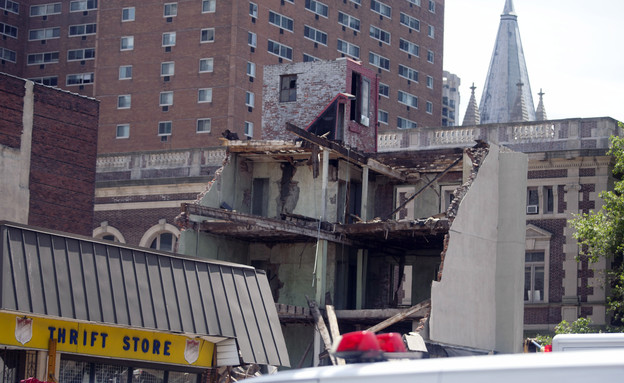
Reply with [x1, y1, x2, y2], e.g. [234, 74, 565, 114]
[0, 222, 290, 383]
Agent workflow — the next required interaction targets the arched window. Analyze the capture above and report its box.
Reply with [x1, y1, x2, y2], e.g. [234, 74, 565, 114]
[150, 231, 175, 252]
[93, 222, 126, 243]
[140, 219, 180, 253]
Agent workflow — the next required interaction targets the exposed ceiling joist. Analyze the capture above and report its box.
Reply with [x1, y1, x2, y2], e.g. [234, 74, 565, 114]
[286, 123, 406, 181]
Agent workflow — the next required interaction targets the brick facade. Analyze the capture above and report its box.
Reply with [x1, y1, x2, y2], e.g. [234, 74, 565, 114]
[262, 58, 379, 152]
[28, 81, 99, 235]
[0, 75, 25, 149]
[0, 1, 445, 153]
[95, 207, 180, 246]
[0, 73, 99, 236]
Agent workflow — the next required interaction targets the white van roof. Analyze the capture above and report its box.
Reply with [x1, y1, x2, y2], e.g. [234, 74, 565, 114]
[552, 333, 624, 351]
[249, 350, 624, 383]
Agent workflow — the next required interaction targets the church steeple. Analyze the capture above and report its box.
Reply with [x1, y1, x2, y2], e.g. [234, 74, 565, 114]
[535, 89, 548, 121]
[503, 0, 515, 15]
[462, 83, 481, 126]
[479, 0, 536, 124]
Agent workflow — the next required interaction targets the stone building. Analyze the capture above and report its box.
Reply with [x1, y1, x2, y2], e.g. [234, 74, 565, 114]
[445, 0, 624, 333]
[377, 117, 623, 333]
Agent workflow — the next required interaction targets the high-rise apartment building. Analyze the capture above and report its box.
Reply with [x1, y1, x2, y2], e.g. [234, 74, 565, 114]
[1, 0, 444, 153]
[441, 70, 459, 126]
[0, 1, 98, 88]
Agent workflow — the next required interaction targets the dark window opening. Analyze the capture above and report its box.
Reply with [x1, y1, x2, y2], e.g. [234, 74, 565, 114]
[333, 248, 359, 309]
[279, 74, 297, 102]
[545, 186, 554, 213]
[350, 72, 370, 126]
[252, 178, 269, 217]
[527, 187, 539, 214]
[338, 180, 362, 224]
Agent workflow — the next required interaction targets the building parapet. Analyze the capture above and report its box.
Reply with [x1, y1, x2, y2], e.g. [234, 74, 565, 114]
[96, 148, 226, 182]
[378, 117, 622, 153]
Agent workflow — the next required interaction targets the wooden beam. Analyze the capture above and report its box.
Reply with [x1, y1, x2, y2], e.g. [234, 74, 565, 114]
[306, 297, 337, 365]
[366, 299, 431, 333]
[287, 123, 367, 164]
[226, 142, 304, 152]
[384, 155, 462, 220]
[287, 123, 406, 181]
[325, 305, 345, 365]
[366, 158, 406, 182]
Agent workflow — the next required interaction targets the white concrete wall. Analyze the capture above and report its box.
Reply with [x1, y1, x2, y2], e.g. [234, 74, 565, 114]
[430, 145, 527, 353]
[495, 149, 528, 352]
[0, 81, 32, 224]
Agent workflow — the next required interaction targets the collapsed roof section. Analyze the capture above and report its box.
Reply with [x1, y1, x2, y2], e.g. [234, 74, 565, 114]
[178, 123, 488, 256]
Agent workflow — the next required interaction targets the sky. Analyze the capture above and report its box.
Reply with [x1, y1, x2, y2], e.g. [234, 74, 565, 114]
[443, 0, 624, 123]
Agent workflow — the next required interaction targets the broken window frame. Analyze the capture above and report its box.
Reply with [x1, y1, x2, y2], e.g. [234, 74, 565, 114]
[349, 72, 371, 127]
[439, 185, 457, 213]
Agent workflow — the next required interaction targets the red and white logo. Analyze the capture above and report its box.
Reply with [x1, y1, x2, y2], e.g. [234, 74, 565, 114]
[15, 317, 33, 345]
[184, 339, 200, 364]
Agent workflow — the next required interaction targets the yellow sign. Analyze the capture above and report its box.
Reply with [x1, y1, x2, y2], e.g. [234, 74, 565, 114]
[0, 311, 215, 367]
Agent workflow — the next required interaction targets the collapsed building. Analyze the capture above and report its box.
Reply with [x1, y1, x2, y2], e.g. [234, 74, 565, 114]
[175, 59, 527, 365]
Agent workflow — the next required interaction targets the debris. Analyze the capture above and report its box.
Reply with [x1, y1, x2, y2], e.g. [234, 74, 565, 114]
[325, 305, 345, 365]
[215, 365, 261, 383]
[306, 296, 338, 365]
[366, 299, 431, 334]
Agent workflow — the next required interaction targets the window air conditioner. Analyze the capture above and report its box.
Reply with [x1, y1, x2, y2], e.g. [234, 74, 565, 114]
[526, 205, 538, 214]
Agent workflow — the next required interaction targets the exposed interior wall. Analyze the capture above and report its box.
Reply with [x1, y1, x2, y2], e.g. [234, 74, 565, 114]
[179, 230, 250, 265]
[249, 242, 336, 307]
[430, 145, 527, 353]
[280, 324, 315, 369]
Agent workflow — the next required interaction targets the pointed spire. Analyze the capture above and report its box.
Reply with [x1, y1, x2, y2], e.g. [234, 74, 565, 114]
[535, 89, 548, 121]
[479, 0, 536, 124]
[510, 81, 529, 122]
[503, 0, 515, 16]
[462, 83, 481, 126]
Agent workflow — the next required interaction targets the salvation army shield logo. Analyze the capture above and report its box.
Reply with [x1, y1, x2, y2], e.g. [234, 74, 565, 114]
[15, 317, 33, 345]
[184, 339, 200, 364]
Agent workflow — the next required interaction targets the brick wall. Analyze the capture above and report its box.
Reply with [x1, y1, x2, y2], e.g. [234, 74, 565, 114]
[263, 60, 347, 140]
[524, 306, 561, 326]
[0, 75, 25, 149]
[579, 183, 596, 213]
[94, 207, 180, 246]
[528, 169, 568, 179]
[27, 82, 99, 236]
[262, 59, 379, 152]
[524, 193, 569, 326]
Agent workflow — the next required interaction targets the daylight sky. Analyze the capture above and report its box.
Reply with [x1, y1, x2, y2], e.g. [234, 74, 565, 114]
[443, 0, 624, 123]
